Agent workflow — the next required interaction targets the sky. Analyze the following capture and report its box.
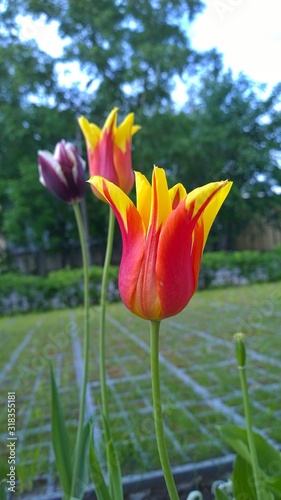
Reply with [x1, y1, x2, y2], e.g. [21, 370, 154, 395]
[18, 0, 281, 104]
[189, 0, 281, 91]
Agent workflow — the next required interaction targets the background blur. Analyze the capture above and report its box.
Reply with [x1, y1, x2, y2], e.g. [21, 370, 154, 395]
[1, 0, 281, 275]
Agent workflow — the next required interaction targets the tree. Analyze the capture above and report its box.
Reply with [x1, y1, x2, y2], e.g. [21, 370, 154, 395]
[133, 58, 281, 248]
[0, 0, 208, 268]
[2, 0, 205, 115]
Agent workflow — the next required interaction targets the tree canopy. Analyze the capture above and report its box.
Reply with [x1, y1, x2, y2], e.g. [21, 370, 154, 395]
[0, 0, 281, 270]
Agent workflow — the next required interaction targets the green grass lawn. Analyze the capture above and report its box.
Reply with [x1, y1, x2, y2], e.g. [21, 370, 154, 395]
[0, 281, 280, 495]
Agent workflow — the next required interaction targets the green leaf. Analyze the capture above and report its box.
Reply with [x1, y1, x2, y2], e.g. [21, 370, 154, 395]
[232, 454, 256, 500]
[214, 486, 230, 499]
[71, 421, 92, 499]
[219, 425, 281, 472]
[50, 364, 72, 495]
[265, 474, 281, 498]
[103, 414, 123, 500]
[218, 425, 251, 463]
[219, 425, 281, 497]
[0, 480, 7, 500]
[89, 433, 111, 500]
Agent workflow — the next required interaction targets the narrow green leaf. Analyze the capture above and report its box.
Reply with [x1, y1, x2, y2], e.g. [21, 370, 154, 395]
[232, 454, 256, 500]
[89, 434, 111, 500]
[103, 414, 123, 500]
[214, 486, 230, 500]
[50, 364, 72, 495]
[0, 480, 7, 500]
[71, 421, 92, 499]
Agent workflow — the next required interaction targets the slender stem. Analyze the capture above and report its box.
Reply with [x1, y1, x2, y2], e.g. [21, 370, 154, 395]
[239, 366, 265, 500]
[150, 321, 179, 500]
[71, 202, 90, 497]
[100, 206, 115, 421]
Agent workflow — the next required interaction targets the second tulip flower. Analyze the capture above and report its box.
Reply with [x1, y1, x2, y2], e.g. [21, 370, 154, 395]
[78, 108, 140, 200]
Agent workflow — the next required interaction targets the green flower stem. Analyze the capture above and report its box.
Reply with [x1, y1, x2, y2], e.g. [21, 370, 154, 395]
[100, 206, 115, 421]
[150, 321, 179, 500]
[239, 365, 265, 500]
[71, 202, 90, 496]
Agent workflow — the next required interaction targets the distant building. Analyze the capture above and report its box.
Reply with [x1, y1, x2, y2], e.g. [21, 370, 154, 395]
[236, 221, 281, 251]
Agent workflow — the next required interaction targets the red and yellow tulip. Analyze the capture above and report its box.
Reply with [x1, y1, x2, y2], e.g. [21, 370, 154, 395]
[89, 166, 232, 321]
[78, 108, 140, 200]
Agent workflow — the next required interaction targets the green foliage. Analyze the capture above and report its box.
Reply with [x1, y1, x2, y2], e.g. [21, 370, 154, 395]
[102, 415, 123, 500]
[1, 0, 281, 257]
[232, 455, 256, 500]
[50, 364, 72, 495]
[1, 248, 281, 314]
[71, 422, 91, 499]
[199, 247, 281, 288]
[134, 65, 281, 249]
[214, 486, 230, 500]
[0, 265, 119, 314]
[7, 0, 204, 113]
[219, 425, 281, 499]
[89, 434, 111, 500]
[0, 480, 7, 500]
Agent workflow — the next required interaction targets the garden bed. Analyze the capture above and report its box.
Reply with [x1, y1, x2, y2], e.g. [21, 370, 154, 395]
[1, 282, 280, 497]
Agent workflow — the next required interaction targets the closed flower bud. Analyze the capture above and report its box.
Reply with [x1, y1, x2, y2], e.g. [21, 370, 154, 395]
[38, 140, 86, 203]
[234, 332, 246, 367]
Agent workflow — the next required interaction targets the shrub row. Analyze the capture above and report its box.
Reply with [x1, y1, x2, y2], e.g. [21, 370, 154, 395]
[1, 248, 281, 314]
[0, 266, 119, 315]
[199, 247, 281, 289]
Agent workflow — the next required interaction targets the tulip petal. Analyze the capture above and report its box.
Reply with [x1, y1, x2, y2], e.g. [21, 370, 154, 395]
[113, 141, 135, 194]
[133, 125, 141, 135]
[114, 113, 140, 151]
[87, 112, 119, 188]
[186, 180, 233, 247]
[104, 107, 118, 132]
[38, 151, 74, 203]
[135, 172, 152, 233]
[156, 180, 232, 319]
[113, 112, 138, 195]
[78, 116, 101, 151]
[89, 175, 147, 317]
[169, 183, 187, 209]
[155, 201, 196, 319]
[149, 167, 172, 232]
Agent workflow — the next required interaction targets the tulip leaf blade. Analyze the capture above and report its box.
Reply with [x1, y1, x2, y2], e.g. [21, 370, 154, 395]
[89, 429, 111, 500]
[50, 364, 72, 495]
[232, 454, 258, 500]
[71, 421, 92, 499]
[102, 414, 123, 500]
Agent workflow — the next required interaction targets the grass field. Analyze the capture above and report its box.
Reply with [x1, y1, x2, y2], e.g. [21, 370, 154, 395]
[0, 281, 281, 496]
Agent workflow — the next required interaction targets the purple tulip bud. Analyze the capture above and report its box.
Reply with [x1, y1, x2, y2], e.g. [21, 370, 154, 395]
[38, 140, 86, 203]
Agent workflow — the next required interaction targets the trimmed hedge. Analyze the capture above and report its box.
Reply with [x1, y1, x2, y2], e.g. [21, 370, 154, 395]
[199, 247, 281, 289]
[0, 266, 119, 314]
[1, 248, 281, 314]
